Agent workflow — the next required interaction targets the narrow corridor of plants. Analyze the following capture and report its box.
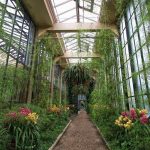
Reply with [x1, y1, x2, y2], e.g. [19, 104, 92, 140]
[53, 110, 108, 150]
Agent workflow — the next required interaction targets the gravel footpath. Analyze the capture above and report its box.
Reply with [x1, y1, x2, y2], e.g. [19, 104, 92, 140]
[53, 110, 108, 150]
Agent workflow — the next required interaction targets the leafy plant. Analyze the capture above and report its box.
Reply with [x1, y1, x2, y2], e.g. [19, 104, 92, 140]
[31, 34, 62, 107]
[63, 63, 90, 85]
[63, 63, 95, 108]
[115, 0, 131, 18]
[0, 66, 29, 107]
[3, 107, 40, 150]
[0, 127, 10, 150]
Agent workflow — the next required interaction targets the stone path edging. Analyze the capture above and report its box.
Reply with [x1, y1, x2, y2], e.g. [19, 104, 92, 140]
[53, 110, 109, 150]
[48, 120, 72, 150]
[92, 122, 111, 150]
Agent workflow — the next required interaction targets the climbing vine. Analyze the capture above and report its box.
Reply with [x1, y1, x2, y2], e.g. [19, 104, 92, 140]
[89, 30, 120, 109]
[115, 0, 131, 18]
[32, 34, 62, 108]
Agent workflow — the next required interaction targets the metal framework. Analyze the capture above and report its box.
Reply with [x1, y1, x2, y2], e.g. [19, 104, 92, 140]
[61, 51, 100, 58]
[52, 0, 103, 63]
[117, 0, 150, 109]
[0, 0, 35, 66]
[48, 23, 118, 34]
[0, 0, 36, 104]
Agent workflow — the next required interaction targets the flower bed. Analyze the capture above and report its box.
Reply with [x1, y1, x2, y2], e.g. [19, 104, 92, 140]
[4, 107, 40, 150]
[115, 108, 149, 128]
[89, 104, 150, 150]
[0, 104, 71, 150]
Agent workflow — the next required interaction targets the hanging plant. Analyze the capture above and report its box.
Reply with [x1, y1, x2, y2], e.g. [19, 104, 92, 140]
[63, 63, 96, 106]
[63, 63, 90, 85]
[72, 84, 89, 95]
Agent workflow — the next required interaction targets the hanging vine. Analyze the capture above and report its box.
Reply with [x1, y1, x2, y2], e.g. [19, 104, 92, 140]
[32, 33, 62, 108]
[63, 63, 95, 107]
[87, 30, 120, 110]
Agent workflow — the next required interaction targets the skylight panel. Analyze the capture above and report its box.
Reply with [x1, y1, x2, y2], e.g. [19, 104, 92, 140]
[52, 0, 71, 7]
[66, 43, 78, 49]
[52, 0, 102, 63]
[66, 40, 77, 47]
[60, 15, 77, 23]
[79, 0, 94, 11]
[1, 0, 6, 4]
[56, 1, 75, 14]
[59, 9, 76, 22]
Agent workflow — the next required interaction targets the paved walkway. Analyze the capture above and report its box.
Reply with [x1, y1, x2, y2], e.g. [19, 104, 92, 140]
[53, 110, 108, 150]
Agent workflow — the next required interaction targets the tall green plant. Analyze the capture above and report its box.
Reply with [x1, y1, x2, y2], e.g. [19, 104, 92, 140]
[90, 30, 120, 109]
[32, 34, 62, 107]
[63, 63, 94, 107]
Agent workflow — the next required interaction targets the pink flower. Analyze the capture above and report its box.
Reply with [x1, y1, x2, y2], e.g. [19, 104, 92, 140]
[130, 108, 137, 120]
[121, 112, 129, 117]
[140, 115, 149, 124]
[19, 107, 32, 116]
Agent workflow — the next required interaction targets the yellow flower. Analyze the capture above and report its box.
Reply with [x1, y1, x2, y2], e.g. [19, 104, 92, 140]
[49, 105, 61, 113]
[127, 120, 132, 124]
[123, 117, 128, 121]
[140, 109, 148, 114]
[25, 113, 38, 124]
[118, 116, 123, 121]
[115, 120, 119, 124]
[118, 123, 123, 127]
[115, 115, 133, 129]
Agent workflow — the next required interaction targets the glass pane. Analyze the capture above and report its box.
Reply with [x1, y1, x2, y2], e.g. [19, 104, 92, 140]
[136, 51, 143, 71]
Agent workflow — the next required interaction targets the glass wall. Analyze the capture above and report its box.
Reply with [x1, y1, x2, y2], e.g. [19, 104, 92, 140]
[119, 0, 150, 109]
[0, 0, 35, 66]
[0, 0, 35, 104]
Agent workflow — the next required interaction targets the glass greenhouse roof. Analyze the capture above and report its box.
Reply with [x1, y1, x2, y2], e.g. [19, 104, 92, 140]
[52, 0, 102, 63]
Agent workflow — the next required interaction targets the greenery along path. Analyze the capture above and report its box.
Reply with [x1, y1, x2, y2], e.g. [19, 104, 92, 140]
[53, 110, 108, 150]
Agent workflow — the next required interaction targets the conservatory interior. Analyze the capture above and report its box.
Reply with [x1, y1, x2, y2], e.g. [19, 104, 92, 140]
[0, 0, 150, 150]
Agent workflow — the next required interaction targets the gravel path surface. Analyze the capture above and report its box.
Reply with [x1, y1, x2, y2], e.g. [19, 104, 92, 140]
[53, 110, 108, 150]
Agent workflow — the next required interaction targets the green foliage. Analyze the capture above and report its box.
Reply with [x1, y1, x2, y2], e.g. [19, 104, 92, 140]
[63, 63, 95, 107]
[7, 122, 40, 150]
[32, 34, 62, 108]
[89, 102, 150, 150]
[0, 66, 29, 106]
[39, 111, 69, 150]
[89, 102, 118, 143]
[37, 34, 62, 58]
[3, 107, 40, 150]
[0, 127, 10, 150]
[146, 0, 150, 20]
[0, 104, 70, 150]
[89, 30, 120, 109]
[72, 84, 89, 95]
[95, 30, 114, 55]
[63, 63, 90, 85]
[113, 108, 150, 149]
[111, 121, 150, 150]
[115, 0, 131, 18]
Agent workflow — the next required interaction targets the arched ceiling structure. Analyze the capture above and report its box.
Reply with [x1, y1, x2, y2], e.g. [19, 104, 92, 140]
[22, 0, 118, 64]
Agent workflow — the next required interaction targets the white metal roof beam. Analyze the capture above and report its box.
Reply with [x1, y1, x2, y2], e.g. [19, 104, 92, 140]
[54, 0, 72, 8]
[61, 51, 100, 58]
[48, 23, 119, 36]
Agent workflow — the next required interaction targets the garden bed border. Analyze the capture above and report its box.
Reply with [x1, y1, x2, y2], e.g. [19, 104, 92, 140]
[94, 124, 111, 150]
[48, 120, 72, 150]
[89, 117, 111, 150]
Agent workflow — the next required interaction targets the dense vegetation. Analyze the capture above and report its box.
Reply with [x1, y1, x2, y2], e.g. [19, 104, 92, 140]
[0, 104, 70, 150]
